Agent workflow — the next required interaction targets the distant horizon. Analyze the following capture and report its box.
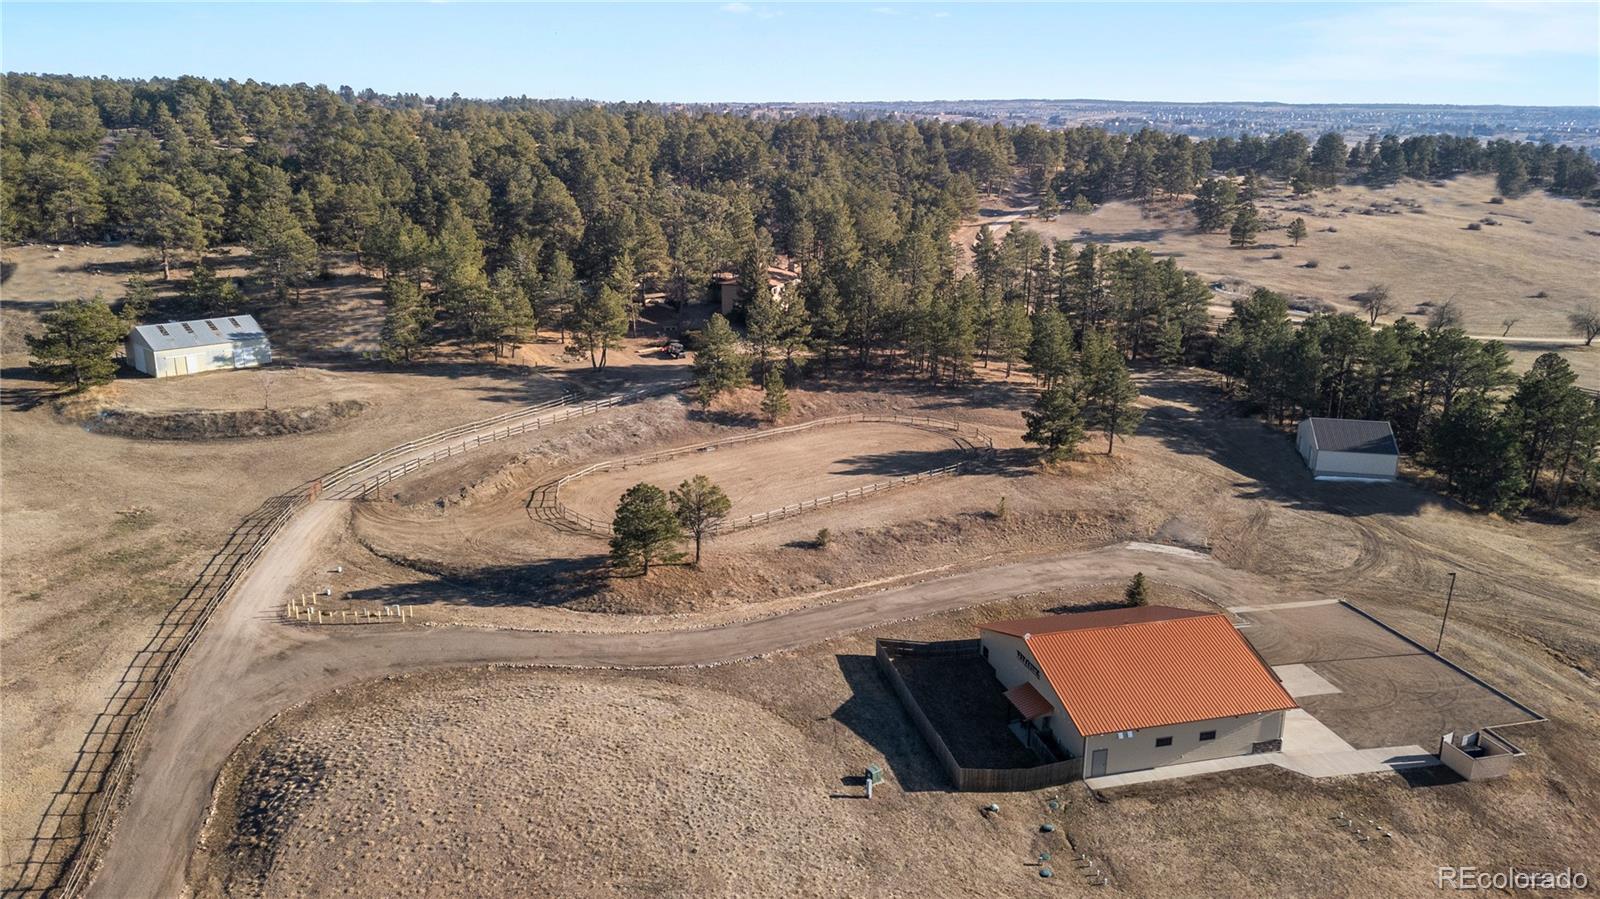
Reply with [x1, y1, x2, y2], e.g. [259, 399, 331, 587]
[4, 2, 1596, 108]
[7, 71, 1598, 113]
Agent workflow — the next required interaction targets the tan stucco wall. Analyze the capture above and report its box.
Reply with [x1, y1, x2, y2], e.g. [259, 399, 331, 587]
[1083, 711, 1285, 776]
[980, 631, 1085, 756]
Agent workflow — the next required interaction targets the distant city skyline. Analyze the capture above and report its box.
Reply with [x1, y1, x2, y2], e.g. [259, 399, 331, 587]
[3, 1, 1597, 107]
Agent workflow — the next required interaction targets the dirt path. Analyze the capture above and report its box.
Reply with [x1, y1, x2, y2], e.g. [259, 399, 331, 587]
[87, 537, 1290, 899]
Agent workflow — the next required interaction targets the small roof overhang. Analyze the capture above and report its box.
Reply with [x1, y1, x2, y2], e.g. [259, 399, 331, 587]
[1004, 682, 1054, 722]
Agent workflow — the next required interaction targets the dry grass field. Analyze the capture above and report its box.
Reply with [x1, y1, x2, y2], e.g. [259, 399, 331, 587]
[956, 174, 1600, 384]
[193, 573, 1596, 898]
[559, 420, 972, 522]
[4, 213, 1597, 897]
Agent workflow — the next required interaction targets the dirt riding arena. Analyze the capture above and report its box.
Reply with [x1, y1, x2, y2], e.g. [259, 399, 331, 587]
[552, 416, 986, 532]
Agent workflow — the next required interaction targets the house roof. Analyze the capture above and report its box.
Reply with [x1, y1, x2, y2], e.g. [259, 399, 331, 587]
[1003, 682, 1054, 722]
[983, 606, 1296, 736]
[131, 315, 266, 352]
[1303, 418, 1398, 456]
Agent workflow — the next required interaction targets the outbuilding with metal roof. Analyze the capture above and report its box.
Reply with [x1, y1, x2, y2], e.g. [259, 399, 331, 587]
[125, 315, 271, 378]
[1296, 417, 1399, 481]
[979, 606, 1297, 778]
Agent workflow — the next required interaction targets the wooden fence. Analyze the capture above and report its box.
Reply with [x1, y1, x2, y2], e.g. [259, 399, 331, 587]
[875, 639, 1083, 792]
[537, 414, 995, 537]
[33, 384, 676, 898]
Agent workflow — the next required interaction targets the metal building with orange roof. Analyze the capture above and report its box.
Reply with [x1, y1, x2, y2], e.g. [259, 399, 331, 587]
[979, 605, 1296, 778]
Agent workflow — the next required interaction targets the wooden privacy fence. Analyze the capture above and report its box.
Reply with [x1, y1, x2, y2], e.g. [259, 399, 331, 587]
[875, 639, 1083, 792]
[24, 384, 673, 898]
[535, 414, 995, 537]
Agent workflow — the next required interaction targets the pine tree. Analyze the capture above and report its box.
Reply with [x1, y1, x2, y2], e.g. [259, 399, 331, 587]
[132, 181, 204, 280]
[1229, 202, 1261, 248]
[250, 198, 319, 301]
[760, 367, 791, 422]
[693, 313, 746, 408]
[1037, 185, 1061, 220]
[1079, 328, 1143, 455]
[609, 484, 682, 575]
[27, 297, 125, 390]
[571, 286, 628, 369]
[995, 300, 1032, 379]
[1287, 217, 1308, 247]
[1022, 379, 1086, 462]
[181, 263, 244, 317]
[1191, 178, 1238, 233]
[1070, 193, 1093, 215]
[670, 475, 732, 566]
[745, 279, 781, 378]
[1027, 306, 1074, 388]
[119, 277, 155, 325]
[379, 278, 429, 363]
[1125, 572, 1149, 606]
[1156, 317, 1185, 368]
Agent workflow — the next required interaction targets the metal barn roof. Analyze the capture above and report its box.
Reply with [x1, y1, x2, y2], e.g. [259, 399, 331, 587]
[984, 607, 1297, 737]
[131, 315, 266, 352]
[1304, 418, 1398, 456]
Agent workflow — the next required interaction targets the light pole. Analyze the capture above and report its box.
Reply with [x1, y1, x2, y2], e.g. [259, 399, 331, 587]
[1434, 572, 1457, 653]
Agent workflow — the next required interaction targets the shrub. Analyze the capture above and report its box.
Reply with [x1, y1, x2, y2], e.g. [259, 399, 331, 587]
[1466, 222, 1483, 231]
[814, 528, 830, 549]
[1489, 196, 1505, 204]
[1302, 259, 1320, 268]
[1269, 251, 1284, 260]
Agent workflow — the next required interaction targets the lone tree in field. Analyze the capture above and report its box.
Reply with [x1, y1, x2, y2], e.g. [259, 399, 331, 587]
[1228, 202, 1261, 247]
[760, 368, 790, 422]
[1287, 217, 1308, 247]
[1427, 299, 1463, 332]
[27, 296, 125, 390]
[693, 313, 746, 408]
[670, 475, 732, 566]
[1568, 303, 1600, 346]
[609, 484, 681, 575]
[1022, 379, 1086, 462]
[1070, 193, 1094, 215]
[1079, 329, 1143, 456]
[1125, 572, 1149, 606]
[1354, 284, 1394, 325]
[572, 285, 628, 369]
[1037, 186, 1061, 221]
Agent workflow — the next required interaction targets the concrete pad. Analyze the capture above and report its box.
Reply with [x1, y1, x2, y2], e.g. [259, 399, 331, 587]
[1280, 708, 1355, 754]
[1228, 599, 1342, 613]
[1123, 541, 1208, 559]
[1276, 746, 1436, 778]
[1273, 664, 1342, 698]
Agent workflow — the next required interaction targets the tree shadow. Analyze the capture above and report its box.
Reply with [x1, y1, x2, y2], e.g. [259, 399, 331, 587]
[343, 556, 609, 608]
[1137, 374, 1437, 518]
[834, 447, 970, 478]
[687, 407, 761, 428]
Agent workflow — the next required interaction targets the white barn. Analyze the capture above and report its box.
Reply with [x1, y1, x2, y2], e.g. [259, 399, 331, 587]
[1296, 417, 1399, 481]
[126, 315, 271, 378]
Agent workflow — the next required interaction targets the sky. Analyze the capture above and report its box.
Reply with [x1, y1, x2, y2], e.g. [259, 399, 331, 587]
[3, 1, 1597, 107]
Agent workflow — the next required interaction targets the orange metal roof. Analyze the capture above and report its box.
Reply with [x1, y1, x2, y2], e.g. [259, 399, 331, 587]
[1004, 682, 1054, 721]
[991, 607, 1297, 736]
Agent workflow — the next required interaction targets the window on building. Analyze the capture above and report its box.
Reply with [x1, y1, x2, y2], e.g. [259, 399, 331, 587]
[180, 322, 195, 334]
[1199, 730, 1216, 742]
[155, 325, 170, 336]
[1155, 737, 1172, 748]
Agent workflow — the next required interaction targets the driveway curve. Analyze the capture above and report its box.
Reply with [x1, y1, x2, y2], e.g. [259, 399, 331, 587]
[86, 500, 1288, 899]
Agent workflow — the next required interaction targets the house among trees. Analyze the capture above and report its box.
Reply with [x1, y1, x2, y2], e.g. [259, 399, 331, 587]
[711, 263, 802, 316]
[126, 315, 271, 378]
[979, 607, 1297, 779]
[1296, 417, 1400, 481]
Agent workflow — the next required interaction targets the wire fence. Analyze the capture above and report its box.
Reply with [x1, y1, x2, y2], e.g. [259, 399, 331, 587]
[533, 413, 994, 538]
